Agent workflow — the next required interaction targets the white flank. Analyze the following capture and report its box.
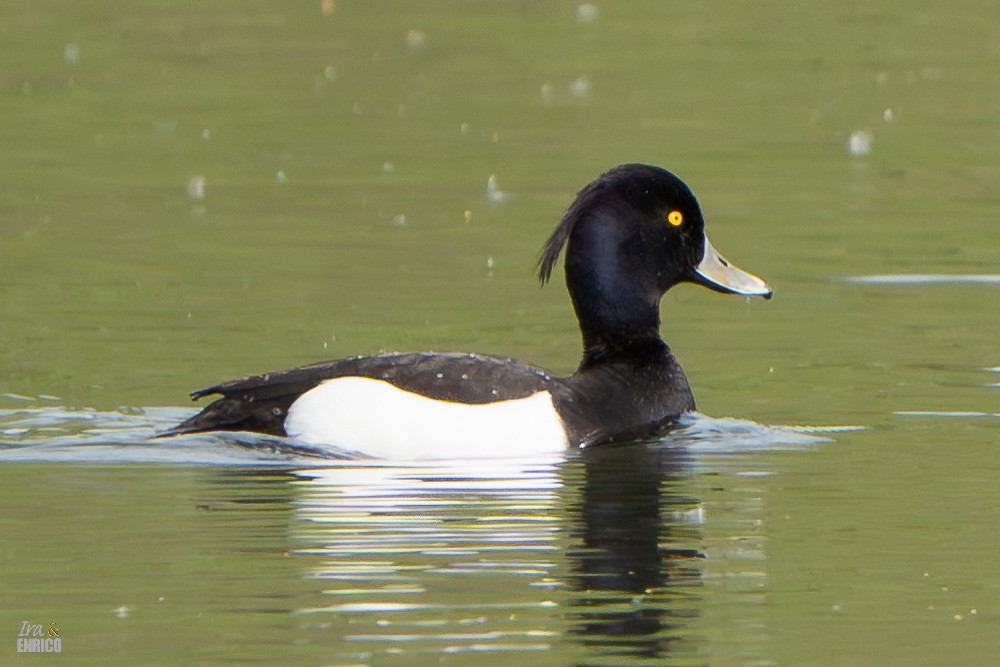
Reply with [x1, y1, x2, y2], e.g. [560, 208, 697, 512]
[284, 377, 569, 459]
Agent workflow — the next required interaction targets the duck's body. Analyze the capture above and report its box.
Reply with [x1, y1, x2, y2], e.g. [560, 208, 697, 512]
[168, 345, 693, 456]
[164, 164, 772, 457]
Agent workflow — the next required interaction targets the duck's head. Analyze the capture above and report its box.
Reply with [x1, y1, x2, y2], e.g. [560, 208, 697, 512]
[538, 164, 772, 353]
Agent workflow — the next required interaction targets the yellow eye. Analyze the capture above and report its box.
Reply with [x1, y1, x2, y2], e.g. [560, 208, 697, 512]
[667, 210, 683, 227]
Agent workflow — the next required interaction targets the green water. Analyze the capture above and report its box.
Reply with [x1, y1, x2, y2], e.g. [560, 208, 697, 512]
[2, 1, 999, 664]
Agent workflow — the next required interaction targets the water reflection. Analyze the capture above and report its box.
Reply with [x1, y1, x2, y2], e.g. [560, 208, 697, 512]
[292, 458, 567, 661]
[566, 444, 705, 664]
[291, 446, 717, 664]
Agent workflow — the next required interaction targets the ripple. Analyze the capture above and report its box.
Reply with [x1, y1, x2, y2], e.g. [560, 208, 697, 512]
[844, 274, 1000, 286]
[0, 406, 842, 465]
[895, 411, 1000, 418]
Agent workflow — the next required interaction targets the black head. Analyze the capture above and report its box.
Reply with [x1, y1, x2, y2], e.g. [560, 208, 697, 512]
[538, 164, 771, 354]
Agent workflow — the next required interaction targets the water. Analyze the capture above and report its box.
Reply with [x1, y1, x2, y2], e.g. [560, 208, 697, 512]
[2, 0, 999, 664]
[1, 411, 833, 665]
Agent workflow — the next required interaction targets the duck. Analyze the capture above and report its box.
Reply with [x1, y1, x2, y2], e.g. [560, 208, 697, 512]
[162, 164, 772, 458]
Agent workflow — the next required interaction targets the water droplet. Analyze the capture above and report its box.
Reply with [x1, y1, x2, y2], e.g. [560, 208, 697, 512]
[486, 174, 511, 203]
[186, 176, 206, 200]
[64, 43, 80, 66]
[404, 30, 427, 51]
[847, 130, 872, 157]
[540, 82, 554, 107]
[569, 75, 590, 99]
[153, 121, 177, 135]
[576, 4, 599, 23]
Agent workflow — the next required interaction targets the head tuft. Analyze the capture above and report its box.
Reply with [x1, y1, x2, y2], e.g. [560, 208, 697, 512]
[536, 164, 688, 284]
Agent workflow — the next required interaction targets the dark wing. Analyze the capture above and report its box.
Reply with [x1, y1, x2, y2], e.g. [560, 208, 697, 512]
[160, 352, 560, 437]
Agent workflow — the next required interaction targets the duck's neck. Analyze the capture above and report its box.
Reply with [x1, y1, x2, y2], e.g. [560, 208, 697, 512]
[568, 275, 665, 364]
[563, 210, 670, 364]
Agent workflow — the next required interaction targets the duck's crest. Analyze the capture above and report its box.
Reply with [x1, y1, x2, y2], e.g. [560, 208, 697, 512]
[536, 163, 673, 285]
[537, 172, 606, 284]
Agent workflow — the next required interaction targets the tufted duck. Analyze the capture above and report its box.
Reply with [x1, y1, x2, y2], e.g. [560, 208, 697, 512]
[162, 164, 772, 457]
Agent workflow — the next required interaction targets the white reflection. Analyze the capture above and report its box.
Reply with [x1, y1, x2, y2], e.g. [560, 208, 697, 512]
[845, 274, 1000, 285]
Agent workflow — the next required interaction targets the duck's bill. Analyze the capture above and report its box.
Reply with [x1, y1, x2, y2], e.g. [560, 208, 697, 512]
[693, 235, 773, 299]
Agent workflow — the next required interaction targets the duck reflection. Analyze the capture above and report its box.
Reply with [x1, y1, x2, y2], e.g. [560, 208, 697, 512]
[273, 446, 713, 662]
[565, 443, 705, 661]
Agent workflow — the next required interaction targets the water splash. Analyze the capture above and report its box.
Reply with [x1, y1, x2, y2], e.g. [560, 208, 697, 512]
[0, 406, 351, 465]
[0, 406, 843, 466]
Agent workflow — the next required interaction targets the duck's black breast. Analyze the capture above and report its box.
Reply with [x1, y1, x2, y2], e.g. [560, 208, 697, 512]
[164, 352, 561, 438]
[551, 341, 695, 447]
